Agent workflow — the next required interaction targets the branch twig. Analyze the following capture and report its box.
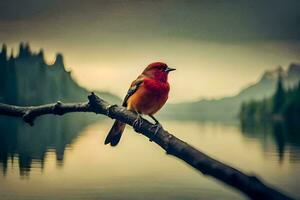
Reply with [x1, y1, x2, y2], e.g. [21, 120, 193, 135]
[0, 93, 294, 200]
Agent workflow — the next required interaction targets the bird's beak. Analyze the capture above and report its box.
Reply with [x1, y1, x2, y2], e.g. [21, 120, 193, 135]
[165, 67, 176, 73]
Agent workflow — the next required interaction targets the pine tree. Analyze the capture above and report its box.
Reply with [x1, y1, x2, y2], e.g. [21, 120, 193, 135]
[0, 44, 7, 61]
[273, 75, 285, 114]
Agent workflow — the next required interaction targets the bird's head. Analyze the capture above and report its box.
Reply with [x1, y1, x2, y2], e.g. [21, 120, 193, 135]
[142, 62, 176, 82]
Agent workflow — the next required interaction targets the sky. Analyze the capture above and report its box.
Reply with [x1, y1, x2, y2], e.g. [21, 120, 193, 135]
[1, 0, 300, 102]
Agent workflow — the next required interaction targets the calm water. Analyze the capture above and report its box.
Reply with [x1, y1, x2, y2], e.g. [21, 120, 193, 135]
[0, 116, 300, 200]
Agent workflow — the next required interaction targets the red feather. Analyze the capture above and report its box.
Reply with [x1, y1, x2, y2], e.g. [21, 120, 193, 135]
[105, 62, 174, 146]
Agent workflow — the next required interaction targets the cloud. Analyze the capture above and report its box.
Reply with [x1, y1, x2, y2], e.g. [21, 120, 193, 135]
[0, 0, 299, 42]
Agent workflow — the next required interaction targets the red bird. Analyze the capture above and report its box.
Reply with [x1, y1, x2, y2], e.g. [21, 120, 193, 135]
[104, 62, 176, 146]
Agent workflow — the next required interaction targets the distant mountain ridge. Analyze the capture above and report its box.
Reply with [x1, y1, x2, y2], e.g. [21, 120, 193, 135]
[159, 63, 300, 121]
[0, 43, 120, 106]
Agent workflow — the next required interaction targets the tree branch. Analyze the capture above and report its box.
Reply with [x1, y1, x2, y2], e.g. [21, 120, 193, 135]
[0, 93, 294, 200]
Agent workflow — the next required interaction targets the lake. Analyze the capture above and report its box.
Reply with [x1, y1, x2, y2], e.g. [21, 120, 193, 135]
[0, 116, 299, 200]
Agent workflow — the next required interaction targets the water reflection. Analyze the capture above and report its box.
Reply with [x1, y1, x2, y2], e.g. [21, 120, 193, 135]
[240, 121, 300, 163]
[0, 119, 300, 199]
[0, 114, 94, 176]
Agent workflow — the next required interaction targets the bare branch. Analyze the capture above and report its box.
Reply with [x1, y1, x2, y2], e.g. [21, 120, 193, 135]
[0, 92, 294, 200]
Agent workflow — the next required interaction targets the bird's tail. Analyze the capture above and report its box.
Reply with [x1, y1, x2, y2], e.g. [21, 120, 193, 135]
[104, 120, 126, 146]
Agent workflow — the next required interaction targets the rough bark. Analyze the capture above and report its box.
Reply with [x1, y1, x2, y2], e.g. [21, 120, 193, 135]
[0, 93, 294, 200]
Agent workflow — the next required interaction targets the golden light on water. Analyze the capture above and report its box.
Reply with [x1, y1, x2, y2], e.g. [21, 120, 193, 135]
[1, 120, 299, 199]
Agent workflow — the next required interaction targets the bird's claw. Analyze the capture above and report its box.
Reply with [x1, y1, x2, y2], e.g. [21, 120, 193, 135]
[149, 123, 162, 141]
[133, 114, 143, 131]
[105, 104, 118, 117]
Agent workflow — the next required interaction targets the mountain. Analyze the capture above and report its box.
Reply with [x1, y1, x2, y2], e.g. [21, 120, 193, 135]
[159, 63, 300, 121]
[240, 76, 300, 130]
[0, 43, 121, 106]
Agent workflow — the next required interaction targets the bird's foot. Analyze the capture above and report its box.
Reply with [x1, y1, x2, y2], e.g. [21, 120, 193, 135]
[133, 114, 143, 131]
[149, 123, 162, 141]
[105, 104, 118, 117]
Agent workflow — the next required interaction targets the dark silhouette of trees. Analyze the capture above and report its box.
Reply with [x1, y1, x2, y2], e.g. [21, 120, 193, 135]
[0, 43, 89, 105]
[273, 75, 285, 114]
[239, 75, 300, 128]
[283, 81, 300, 128]
[0, 43, 119, 177]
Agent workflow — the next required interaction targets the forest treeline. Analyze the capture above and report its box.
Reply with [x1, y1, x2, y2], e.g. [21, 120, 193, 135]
[0, 43, 120, 106]
[0, 43, 89, 105]
[0, 43, 120, 174]
[239, 76, 300, 128]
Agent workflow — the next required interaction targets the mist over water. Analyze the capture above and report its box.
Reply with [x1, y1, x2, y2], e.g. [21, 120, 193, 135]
[1, 117, 299, 200]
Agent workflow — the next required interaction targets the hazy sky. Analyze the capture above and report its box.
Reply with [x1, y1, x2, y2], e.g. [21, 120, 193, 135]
[1, 0, 300, 102]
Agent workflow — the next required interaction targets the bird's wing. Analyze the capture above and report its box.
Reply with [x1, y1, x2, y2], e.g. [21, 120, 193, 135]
[122, 75, 144, 107]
